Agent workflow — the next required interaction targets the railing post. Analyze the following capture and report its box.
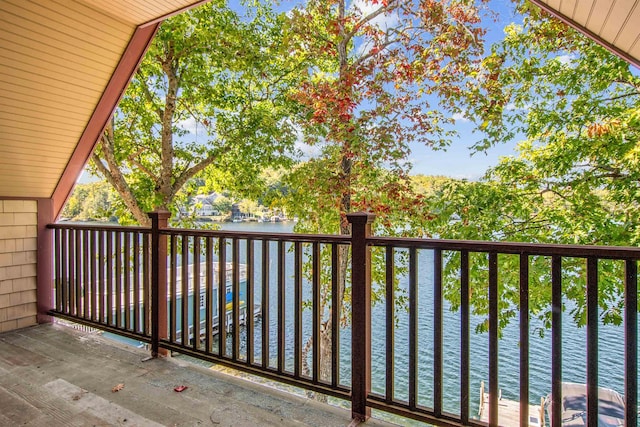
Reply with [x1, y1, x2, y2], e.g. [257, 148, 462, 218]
[149, 210, 170, 358]
[348, 212, 375, 422]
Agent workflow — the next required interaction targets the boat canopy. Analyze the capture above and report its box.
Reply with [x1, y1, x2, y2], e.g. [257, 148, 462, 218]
[546, 382, 625, 426]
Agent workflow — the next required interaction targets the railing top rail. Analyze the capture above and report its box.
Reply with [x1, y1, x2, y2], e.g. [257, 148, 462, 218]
[369, 236, 640, 259]
[160, 227, 352, 244]
[48, 222, 350, 244]
[48, 223, 150, 233]
[48, 222, 640, 259]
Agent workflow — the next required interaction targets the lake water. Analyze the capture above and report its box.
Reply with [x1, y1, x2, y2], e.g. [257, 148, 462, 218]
[217, 221, 638, 419]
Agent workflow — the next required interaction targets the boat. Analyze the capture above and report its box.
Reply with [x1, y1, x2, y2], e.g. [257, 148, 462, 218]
[545, 382, 625, 426]
[478, 381, 545, 426]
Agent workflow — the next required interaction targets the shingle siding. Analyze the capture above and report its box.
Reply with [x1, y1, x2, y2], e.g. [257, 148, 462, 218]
[0, 200, 38, 332]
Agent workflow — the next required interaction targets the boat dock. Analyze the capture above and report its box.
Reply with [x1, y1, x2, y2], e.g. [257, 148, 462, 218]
[478, 381, 545, 426]
[175, 303, 262, 344]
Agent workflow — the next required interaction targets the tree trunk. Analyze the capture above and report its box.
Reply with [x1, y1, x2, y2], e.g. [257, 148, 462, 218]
[159, 50, 179, 210]
[92, 122, 151, 227]
[303, 0, 354, 400]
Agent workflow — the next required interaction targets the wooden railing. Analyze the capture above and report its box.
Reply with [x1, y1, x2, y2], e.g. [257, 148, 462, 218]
[153, 212, 353, 401]
[48, 212, 639, 427]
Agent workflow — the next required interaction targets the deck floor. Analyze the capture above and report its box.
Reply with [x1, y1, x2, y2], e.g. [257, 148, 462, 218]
[0, 323, 397, 427]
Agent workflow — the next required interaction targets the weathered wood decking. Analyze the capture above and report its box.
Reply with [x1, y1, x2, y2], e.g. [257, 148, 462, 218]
[0, 323, 397, 427]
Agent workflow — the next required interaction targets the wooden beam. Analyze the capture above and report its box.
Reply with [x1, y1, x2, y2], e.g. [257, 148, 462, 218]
[51, 23, 160, 219]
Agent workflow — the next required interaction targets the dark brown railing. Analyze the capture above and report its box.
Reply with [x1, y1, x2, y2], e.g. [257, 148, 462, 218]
[48, 212, 639, 427]
[156, 222, 353, 400]
[51, 225, 152, 344]
[365, 237, 639, 427]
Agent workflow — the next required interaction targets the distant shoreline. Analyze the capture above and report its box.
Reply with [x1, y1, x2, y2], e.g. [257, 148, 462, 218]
[59, 216, 296, 225]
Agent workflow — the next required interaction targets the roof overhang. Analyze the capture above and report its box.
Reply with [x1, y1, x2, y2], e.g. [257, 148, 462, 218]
[529, 0, 640, 69]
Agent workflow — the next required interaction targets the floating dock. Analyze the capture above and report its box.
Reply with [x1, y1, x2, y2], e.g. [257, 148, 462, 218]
[478, 381, 545, 426]
[176, 303, 262, 344]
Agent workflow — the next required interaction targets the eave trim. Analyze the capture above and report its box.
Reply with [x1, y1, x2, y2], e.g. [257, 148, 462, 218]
[528, 0, 640, 69]
[140, 0, 212, 27]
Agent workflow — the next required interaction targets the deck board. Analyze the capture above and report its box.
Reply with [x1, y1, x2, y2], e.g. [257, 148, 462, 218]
[0, 323, 397, 427]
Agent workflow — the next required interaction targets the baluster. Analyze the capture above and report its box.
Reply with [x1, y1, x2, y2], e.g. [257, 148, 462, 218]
[519, 254, 530, 427]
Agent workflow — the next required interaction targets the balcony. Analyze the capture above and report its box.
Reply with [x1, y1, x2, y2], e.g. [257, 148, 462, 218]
[41, 212, 639, 427]
[1, 1, 640, 426]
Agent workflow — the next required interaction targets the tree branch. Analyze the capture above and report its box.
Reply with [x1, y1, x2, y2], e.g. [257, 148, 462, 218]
[136, 69, 164, 120]
[126, 150, 159, 181]
[172, 147, 232, 193]
[92, 123, 152, 226]
[595, 91, 638, 104]
[344, 0, 398, 44]
[612, 79, 640, 93]
[352, 38, 397, 69]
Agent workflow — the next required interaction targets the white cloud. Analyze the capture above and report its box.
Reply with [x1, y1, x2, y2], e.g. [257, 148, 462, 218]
[177, 117, 198, 134]
[505, 102, 531, 112]
[295, 140, 322, 159]
[452, 112, 470, 122]
[351, 0, 399, 30]
[352, 1, 400, 57]
[77, 169, 101, 184]
[291, 123, 322, 159]
[556, 54, 574, 65]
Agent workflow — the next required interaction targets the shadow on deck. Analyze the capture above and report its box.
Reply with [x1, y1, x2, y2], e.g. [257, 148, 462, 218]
[0, 323, 397, 427]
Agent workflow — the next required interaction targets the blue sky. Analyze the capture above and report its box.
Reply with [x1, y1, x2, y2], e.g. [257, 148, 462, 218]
[409, 122, 518, 180]
[409, 0, 522, 179]
[393, 0, 522, 179]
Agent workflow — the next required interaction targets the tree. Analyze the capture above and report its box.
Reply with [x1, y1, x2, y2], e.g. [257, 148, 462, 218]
[257, 168, 289, 208]
[425, 2, 640, 330]
[90, 1, 305, 226]
[238, 199, 259, 217]
[61, 182, 116, 222]
[285, 0, 488, 386]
